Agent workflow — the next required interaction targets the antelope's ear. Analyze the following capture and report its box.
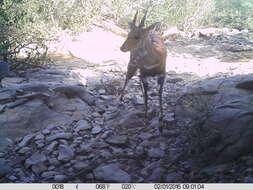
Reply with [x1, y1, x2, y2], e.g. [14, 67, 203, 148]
[145, 22, 160, 32]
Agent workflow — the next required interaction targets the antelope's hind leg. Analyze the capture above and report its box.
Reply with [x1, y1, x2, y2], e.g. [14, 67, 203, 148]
[140, 76, 149, 118]
[158, 74, 165, 121]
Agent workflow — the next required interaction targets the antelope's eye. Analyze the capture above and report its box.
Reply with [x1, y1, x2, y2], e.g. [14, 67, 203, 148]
[133, 35, 140, 40]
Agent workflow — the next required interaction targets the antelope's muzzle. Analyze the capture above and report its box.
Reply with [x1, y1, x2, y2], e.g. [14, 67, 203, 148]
[120, 45, 128, 52]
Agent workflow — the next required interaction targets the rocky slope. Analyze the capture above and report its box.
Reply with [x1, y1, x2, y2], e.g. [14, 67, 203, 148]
[0, 26, 253, 182]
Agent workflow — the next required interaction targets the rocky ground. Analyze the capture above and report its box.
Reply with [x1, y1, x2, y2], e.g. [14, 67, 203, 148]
[1, 26, 253, 183]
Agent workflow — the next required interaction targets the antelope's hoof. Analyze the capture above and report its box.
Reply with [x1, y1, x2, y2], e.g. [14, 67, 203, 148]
[159, 114, 164, 122]
[159, 125, 163, 134]
[144, 117, 149, 126]
[158, 116, 164, 134]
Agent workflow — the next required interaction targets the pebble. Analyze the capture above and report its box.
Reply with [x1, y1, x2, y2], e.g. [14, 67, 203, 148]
[8, 175, 17, 181]
[42, 129, 50, 135]
[0, 152, 4, 158]
[25, 152, 47, 168]
[75, 120, 92, 131]
[14, 168, 25, 178]
[35, 140, 45, 148]
[59, 139, 68, 145]
[18, 147, 31, 155]
[31, 163, 47, 175]
[244, 176, 253, 183]
[139, 133, 154, 141]
[76, 137, 83, 141]
[46, 141, 58, 153]
[111, 147, 124, 154]
[148, 148, 165, 158]
[147, 167, 166, 181]
[18, 134, 35, 148]
[100, 95, 113, 100]
[100, 151, 112, 159]
[91, 126, 102, 134]
[101, 131, 112, 139]
[35, 134, 45, 140]
[164, 112, 175, 122]
[201, 164, 228, 176]
[135, 146, 145, 156]
[0, 159, 12, 178]
[54, 175, 68, 182]
[73, 161, 89, 171]
[141, 162, 160, 176]
[105, 135, 128, 145]
[98, 89, 106, 94]
[58, 145, 74, 162]
[48, 157, 61, 166]
[48, 166, 55, 170]
[164, 172, 183, 182]
[41, 171, 59, 179]
[94, 163, 131, 183]
[46, 133, 72, 142]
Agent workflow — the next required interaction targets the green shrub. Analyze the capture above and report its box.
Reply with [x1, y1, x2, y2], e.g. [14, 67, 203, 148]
[0, 0, 252, 66]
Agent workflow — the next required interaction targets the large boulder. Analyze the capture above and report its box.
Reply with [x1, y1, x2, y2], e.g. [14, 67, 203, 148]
[0, 83, 93, 151]
[175, 74, 253, 164]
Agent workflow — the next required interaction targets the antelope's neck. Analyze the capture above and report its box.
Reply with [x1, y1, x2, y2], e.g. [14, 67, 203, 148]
[130, 38, 148, 58]
[130, 33, 155, 62]
[130, 47, 146, 67]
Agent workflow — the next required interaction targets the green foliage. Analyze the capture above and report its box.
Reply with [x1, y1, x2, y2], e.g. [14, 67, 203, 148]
[213, 0, 253, 30]
[0, 0, 252, 64]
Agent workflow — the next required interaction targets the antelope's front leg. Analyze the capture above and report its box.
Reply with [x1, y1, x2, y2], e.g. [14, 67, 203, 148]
[140, 76, 148, 118]
[120, 64, 137, 101]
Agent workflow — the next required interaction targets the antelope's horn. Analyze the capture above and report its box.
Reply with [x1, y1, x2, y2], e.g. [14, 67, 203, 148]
[132, 10, 138, 26]
[139, 10, 148, 27]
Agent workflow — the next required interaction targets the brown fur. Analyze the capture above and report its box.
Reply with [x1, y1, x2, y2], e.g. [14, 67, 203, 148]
[120, 11, 167, 121]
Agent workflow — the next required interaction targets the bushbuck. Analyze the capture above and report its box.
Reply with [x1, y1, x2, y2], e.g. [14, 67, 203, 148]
[120, 10, 167, 120]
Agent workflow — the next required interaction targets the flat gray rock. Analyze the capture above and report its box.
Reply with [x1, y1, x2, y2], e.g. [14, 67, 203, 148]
[0, 89, 16, 103]
[91, 126, 102, 134]
[31, 162, 47, 175]
[73, 161, 89, 171]
[164, 172, 183, 183]
[118, 110, 145, 129]
[35, 134, 45, 140]
[41, 171, 60, 179]
[46, 141, 58, 153]
[18, 134, 35, 148]
[57, 145, 74, 162]
[25, 152, 47, 168]
[54, 174, 68, 182]
[175, 73, 253, 164]
[18, 147, 31, 155]
[94, 163, 131, 182]
[0, 159, 12, 178]
[105, 135, 128, 145]
[148, 148, 165, 158]
[46, 133, 72, 142]
[75, 120, 92, 131]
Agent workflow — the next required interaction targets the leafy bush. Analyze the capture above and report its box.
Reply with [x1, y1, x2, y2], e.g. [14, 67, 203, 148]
[213, 0, 253, 30]
[0, 0, 252, 67]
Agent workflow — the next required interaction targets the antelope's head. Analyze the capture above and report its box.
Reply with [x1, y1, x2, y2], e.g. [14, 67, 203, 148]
[120, 10, 159, 52]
